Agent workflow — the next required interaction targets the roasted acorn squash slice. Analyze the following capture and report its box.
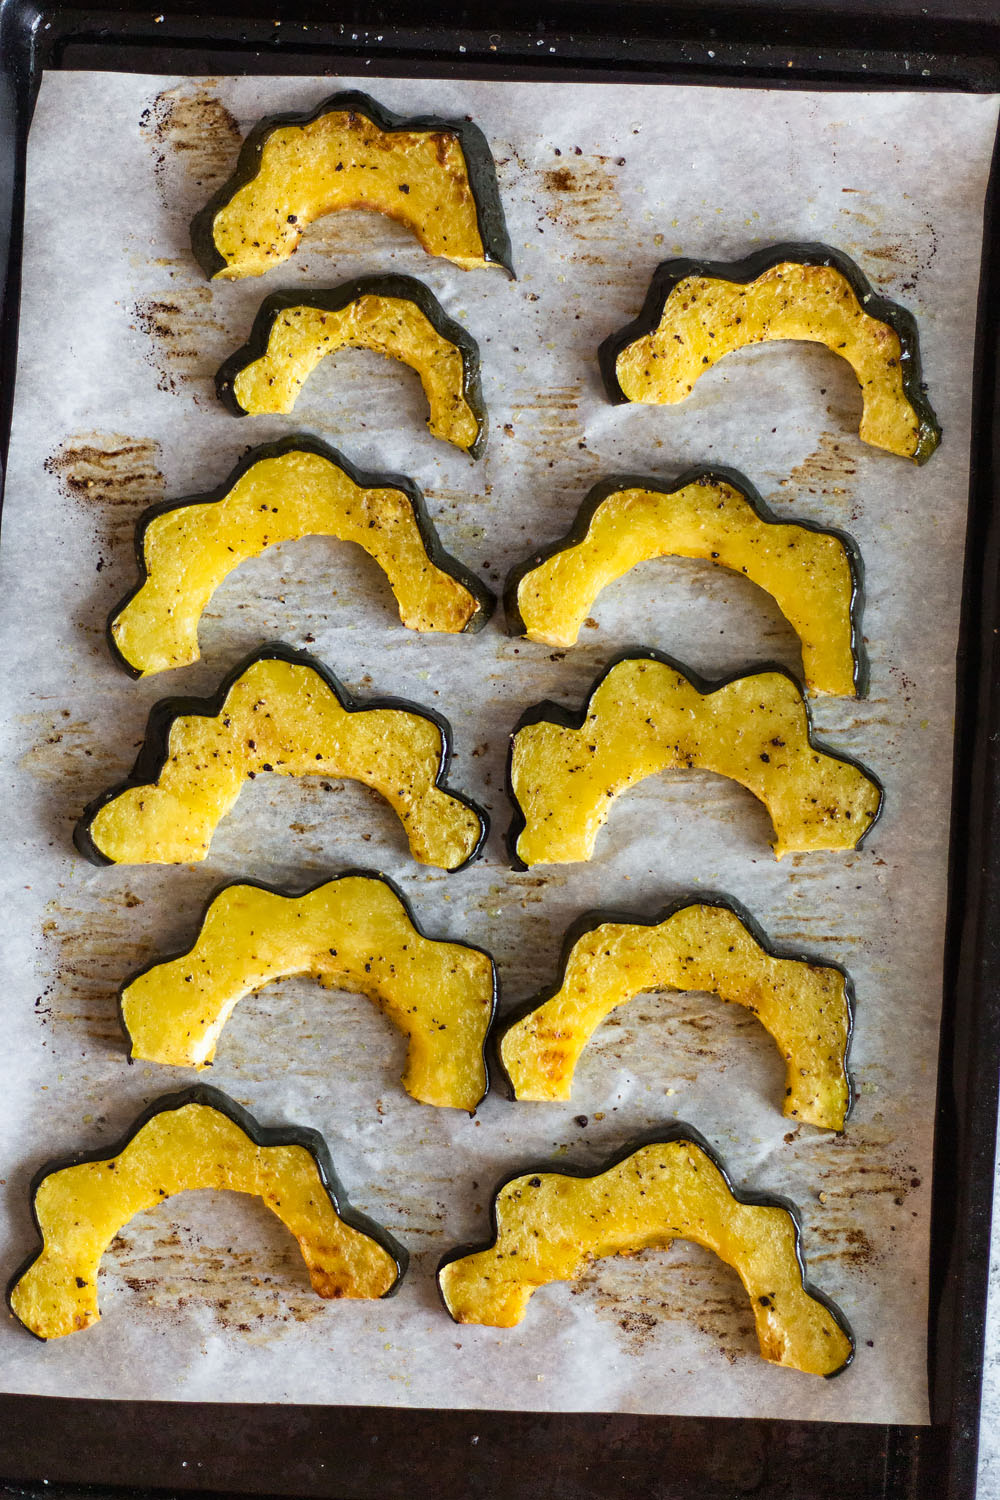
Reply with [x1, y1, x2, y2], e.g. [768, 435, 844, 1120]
[7, 1085, 406, 1340]
[75, 644, 487, 871]
[216, 275, 487, 458]
[437, 1126, 853, 1376]
[497, 895, 852, 1129]
[109, 436, 493, 677]
[506, 466, 864, 697]
[599, 244, 940, 463]
[190, 90, 514, 281]
[121, 872, 497, 1112]
[507, 650, 882, 866]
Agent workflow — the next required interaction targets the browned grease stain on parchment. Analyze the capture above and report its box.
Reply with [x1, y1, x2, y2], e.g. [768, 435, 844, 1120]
[775, 431, 859, 506]
[538, 157, 624, 245]
[140, 85, 242, 198]
[34, 895, 145, 1050]
[105, 1205, 330, 1341]
[130, 286, 230, 396]
[44, 433, 165, 546]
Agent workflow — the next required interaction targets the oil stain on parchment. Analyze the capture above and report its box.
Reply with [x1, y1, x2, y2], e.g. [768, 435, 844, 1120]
[774, 430, 860, 510]
[44, 432, 165, 549]
[140, 84, 242, 200]
[130, 283, 231, 398]
[538, 156, 624, 246]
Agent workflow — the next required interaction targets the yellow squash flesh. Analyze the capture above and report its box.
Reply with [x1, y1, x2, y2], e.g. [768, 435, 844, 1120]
[231, 298, 480, 453]
[86, 656, 483, 869]
[514, 478, 857, 696]
[111, 448, 482, 676]
[122, 877, 495, 1111]
[9, 1101, 399, 1339]
[509, 657, 881, 864]
[210, 109, 493, 278]
[500, 903, 851, 1129]
[615, 262, 925, 459]
[438, 1139, 853, 1376]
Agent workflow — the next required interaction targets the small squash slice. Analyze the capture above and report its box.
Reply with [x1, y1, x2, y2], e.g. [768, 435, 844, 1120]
[497, 895, 853, 1129]
[507, 650, 882, 867]
[599, 244, 940, 463]
[437, 1126, 854, 1376]
[506, 466, 864, 697]
[216, 275, 487, 458]
[109, 436, 494, 678]
[190, 89, 514, 281]
[74, 644, 487, 871]
[121, 872, 497, 1112]
[7, 1085, 406, 1340]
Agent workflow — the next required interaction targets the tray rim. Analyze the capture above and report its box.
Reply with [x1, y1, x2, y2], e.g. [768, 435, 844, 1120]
[1, 4, 999, 1498]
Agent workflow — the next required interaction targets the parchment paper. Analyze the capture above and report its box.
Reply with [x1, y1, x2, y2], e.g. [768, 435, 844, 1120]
[0, 72, 996, 1424]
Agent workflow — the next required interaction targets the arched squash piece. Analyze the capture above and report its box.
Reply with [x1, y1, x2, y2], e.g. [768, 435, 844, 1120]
[497, 896, 853, 1129]
[216, 276, 487, 458]
[122, 872, 497, 1112]
[109, 437, 494, 678]
[190, 90, 514, 281]
[7, 1085, 406, 1340]
[506, 467, 864, 697]
[437, 1127, 854, 1376]
[599, 244, 940, 463]
[74, 644, 487, 871]
[507, 651, 882, 866]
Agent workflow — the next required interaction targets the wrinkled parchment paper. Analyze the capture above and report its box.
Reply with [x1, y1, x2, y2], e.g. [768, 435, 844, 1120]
[0, 73, 997, 1423]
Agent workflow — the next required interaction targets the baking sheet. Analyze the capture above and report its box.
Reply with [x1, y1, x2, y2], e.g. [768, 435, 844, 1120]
[0, 72, 996, 1425]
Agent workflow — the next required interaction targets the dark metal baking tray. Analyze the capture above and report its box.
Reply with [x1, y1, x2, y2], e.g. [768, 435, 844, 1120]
[1, 2, 999, 1496]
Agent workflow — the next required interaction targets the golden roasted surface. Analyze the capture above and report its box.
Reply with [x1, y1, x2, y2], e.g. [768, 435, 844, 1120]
[231, 297, 480, 452]
[438, 1140, 853, 1375]
[9, 1102, 399, 1339]
[210, 108, 490, 278]
[510, 657, 881, 864]
[515, 478, 857, 696]
[111, 449, 481, 675]
[615, 262, 924, 458]
[122, 877, 494, 1111]
[500, 903, 851, 1128]
[88, 656, 483, 869]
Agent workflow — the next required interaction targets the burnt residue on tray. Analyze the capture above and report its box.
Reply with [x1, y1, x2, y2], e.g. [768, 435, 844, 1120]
[140, 84, 242, 201]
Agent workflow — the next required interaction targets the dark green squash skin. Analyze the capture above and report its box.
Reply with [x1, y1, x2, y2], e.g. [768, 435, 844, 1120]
[118, 868, 500, 1113]
[504, 645, 885, 872]
[107, 433, 496, 679]
[7, 1082, 409, 1341]
[215, 274, 489, 459]
[190, 89, 515, 282]
[73, 641, 490, 872]
[598, 243, 941, 465]
[503, 463, 868, 697]
[489, 889, 854, 1121]
[435, 1120, 856, 1377]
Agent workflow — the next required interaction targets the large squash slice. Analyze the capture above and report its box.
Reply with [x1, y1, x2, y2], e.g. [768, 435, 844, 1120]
[121, 872, 497, 1112]
[437, 1126, 854, 1376]
[497, 896, 853, 1129]
[75, 644, 487, 871]
[507, 650, 882, 866]
[599, 244, 940, 463]
[216, 275, 487, 457]
[506, 466, 864, 696]
[8, 1085, 405, 1340]
[191, 90, 514, 281]
[109, 436, 493, 677]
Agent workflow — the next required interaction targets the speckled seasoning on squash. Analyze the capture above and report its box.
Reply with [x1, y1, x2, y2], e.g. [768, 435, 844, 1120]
[191, 90, 514, 280]
[599, 243, 940, 463]
[74, 643, 487, 871]
[437, 1125, 854, 1376]
[120, 871, 497, 1112]
[7, 1085, 406, 1340]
